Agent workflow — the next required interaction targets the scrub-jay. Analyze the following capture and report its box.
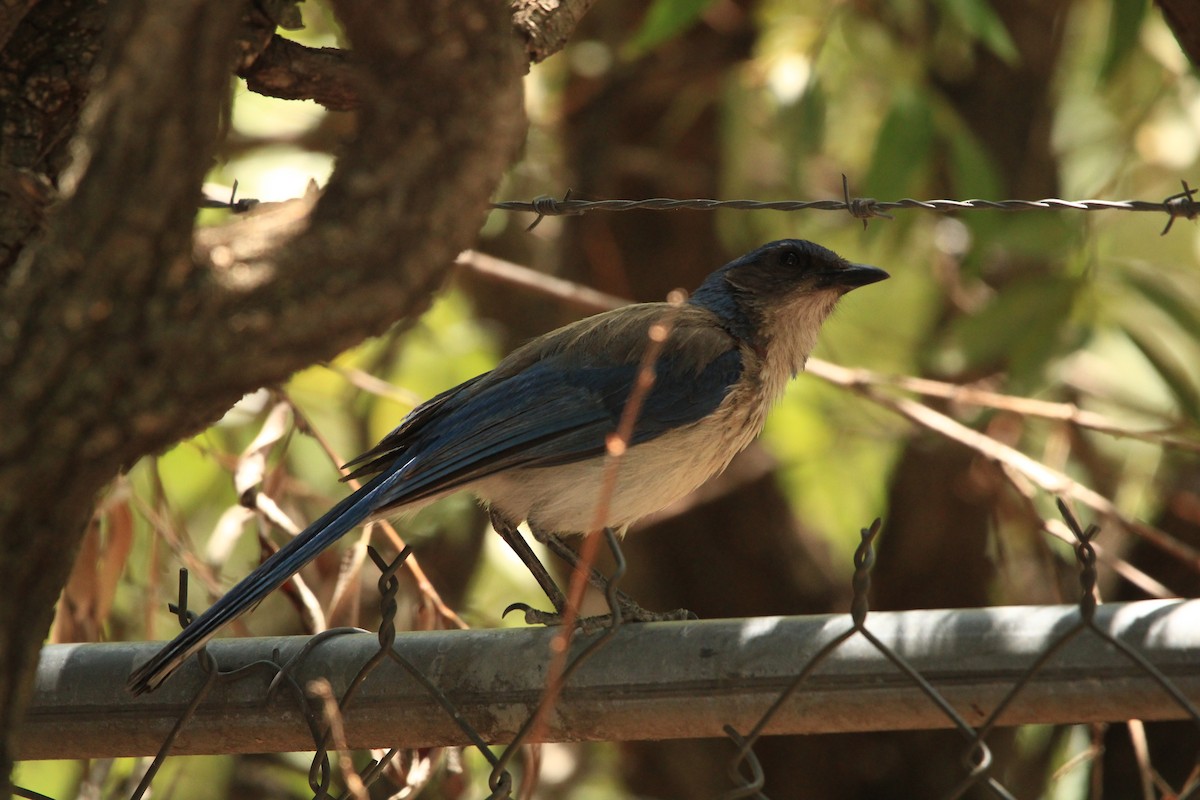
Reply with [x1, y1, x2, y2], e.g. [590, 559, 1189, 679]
[127, 238, 887, 694]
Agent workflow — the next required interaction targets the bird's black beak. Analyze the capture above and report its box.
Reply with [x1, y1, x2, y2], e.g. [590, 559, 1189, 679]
[818, 262, 889, 291]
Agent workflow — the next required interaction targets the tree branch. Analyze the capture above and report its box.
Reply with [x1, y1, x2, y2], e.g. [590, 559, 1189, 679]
[511, 0, 600, 64]
[0, 0, 529, 785]
[0, 0, 106, 276]
[234, 0, 598, 114]
[0, 0, 245, 782]
[0, 0, 38, 52]
[238, 35, 359, 111]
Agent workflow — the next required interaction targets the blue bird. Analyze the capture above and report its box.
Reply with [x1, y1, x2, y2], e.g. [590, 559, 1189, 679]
[127, 239, 887, 694]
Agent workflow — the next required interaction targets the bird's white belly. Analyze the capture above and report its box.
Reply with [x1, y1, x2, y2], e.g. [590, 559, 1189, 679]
[474, 398, 763, 535]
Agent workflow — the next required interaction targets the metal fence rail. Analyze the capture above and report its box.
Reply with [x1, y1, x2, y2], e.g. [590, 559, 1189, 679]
[18, 599, 1200, 760]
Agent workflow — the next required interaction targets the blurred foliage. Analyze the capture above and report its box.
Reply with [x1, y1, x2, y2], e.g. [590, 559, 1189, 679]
[29, 0, 1200, 797]
[625, 0, 719, 56]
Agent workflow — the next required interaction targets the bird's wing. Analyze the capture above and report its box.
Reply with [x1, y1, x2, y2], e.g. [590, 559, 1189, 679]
[351, 305, 745, 510]
[341, 373, 489, 480]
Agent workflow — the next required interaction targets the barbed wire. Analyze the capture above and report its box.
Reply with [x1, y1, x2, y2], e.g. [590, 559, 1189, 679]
[493, 178, 1200, 234]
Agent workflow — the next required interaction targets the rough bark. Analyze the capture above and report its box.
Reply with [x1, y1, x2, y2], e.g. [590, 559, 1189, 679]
[512, 0, 602, 65]
[0, 0, 106, 275]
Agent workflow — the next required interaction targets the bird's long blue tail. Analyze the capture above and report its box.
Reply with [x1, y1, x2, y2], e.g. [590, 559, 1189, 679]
[126, 471, 394, 695]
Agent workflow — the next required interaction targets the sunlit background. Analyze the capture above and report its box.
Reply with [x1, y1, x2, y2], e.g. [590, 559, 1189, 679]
[21, 0, 1200, 797]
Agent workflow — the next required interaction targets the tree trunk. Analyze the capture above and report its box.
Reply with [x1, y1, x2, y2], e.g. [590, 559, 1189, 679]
[0, 0, 528, 786]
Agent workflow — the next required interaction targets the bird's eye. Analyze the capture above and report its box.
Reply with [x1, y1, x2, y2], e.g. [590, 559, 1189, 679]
[781, 249, 800, 267]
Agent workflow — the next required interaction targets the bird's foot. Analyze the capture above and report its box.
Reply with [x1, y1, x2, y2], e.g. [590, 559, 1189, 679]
[504, 603, 612, 633]
[503, 600, 695, 630]
[626, 605, 697, 623]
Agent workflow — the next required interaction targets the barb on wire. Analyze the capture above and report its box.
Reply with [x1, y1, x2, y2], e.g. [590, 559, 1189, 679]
[842, 174, 892, 229]
[526, 188, 575, 231]
[199, 180, 260, 213]
[494, 179, 1200, 233]
[1160, 180, 1199, 234]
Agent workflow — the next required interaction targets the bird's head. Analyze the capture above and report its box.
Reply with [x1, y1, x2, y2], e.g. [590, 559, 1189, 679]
[690, 239, 888, 372]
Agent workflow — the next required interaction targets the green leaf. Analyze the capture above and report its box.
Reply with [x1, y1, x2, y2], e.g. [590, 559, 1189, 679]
[778, 78, 826, 185]
[946, 121, 1003, 200]
[1101, 0, 1148, 79]
[945, 276, 1080, 383]
[1122, 324, 1200, 423]
[1122, 270, 1200, 342]
[626, 0, 718, 56]
[939, 0, 1020, 66]
[864, 89, 934, 200]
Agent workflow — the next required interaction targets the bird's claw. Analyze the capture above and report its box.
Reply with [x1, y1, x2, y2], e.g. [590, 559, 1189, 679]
[502, 602, 597, 629]
[502, 601, 539, 620]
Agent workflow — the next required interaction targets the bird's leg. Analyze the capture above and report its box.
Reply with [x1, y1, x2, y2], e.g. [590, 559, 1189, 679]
[489, 513, 608, 628]
[532, 527, 696, 625]
[490, 512, 694, 627]
[537, 533, 646, 620]
[488, 510, 569, 616]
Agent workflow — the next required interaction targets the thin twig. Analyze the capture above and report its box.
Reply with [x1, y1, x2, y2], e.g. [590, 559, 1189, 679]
[528, 293, 687, 745]
[816, 363, 1198, 453]
[808, 358, 1200, 571]
[309, 678, 369, 800]
[456, 249, 627, 313]
[324, 363, 424, 407]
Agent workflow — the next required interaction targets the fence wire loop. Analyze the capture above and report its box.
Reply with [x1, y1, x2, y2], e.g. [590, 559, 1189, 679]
[716, 501, 1200, 800]
[721, 724, 767, 800]
[166, 567, 197, 628]
[132, 568, 292, 800]
[199, 179, 260, 213]
[850, 518, 880, 626]
[1057, 498, 1101, 621]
